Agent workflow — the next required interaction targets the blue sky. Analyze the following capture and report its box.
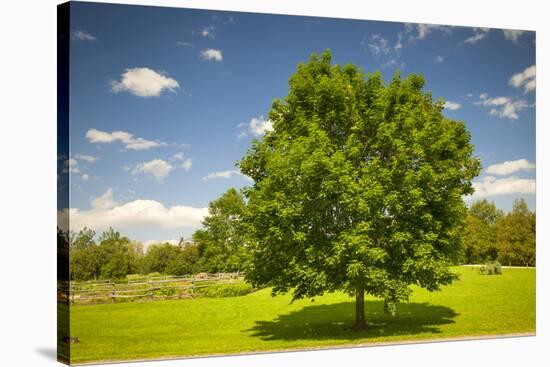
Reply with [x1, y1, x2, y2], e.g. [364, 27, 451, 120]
[64, 2, 536, 243]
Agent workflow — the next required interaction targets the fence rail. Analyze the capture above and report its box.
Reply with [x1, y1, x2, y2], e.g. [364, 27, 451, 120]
[69, 272, 243, 305]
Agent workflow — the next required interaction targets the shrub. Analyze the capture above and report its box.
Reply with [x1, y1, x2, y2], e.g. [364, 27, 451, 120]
[197, 283, 252, 298]
[154, 287, 177, 297]
[479, 261, 502, 275]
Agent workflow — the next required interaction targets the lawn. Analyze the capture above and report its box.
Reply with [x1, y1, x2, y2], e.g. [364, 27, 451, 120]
[69, 266, 535, 364]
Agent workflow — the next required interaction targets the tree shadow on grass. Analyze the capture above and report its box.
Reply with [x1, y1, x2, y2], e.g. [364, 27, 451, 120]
[248, 301, 458, 341]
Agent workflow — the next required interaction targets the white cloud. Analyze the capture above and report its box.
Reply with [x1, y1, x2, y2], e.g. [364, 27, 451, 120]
[81, 174, 90, 181]
[86, 128, 165, 150]
[475, 93, 529, 120]
[503, 29, 525, 43]
[111, 68, 179, 97]
[486, 159, 535, 176]
[509, 65, 536, 94]
[176, 41, 193, 47]
[363, 34, 390, 56]
[471, 175, 535, 198]
[71, 30, 96, 42]
[202, 170, 252, 182]
[91, 188, 118, 210]
[63, 158, 80, 174]
[74, 154, 98, 162]
[132, 159, 173, 181]
[394, 33, 403, 51]
[434, 55, 444, 63]
[405, 23, 452, 41]
[238, 116, 273, 138]
[464, 28, 490, 45]
[200, 48, 223, 62]
[444, 101, 461, 110]
[172, 152, 193, 172]
[61, 189, 208, 232]
[181, 159, 192, 172]
[197, 25, 215, 38]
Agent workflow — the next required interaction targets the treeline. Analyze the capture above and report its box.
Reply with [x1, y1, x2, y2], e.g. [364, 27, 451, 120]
[70, 188, 249, 281]
[69, 190, 535, 281]
[461, 198, 535, 266]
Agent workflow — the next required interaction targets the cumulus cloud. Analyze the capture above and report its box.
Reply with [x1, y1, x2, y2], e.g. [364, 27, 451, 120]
[86, 128, 165, 150]
[471, 175, 535, 198]
[503, 29, 525, 43]
[132, 159, 173, 181]
[486, 159, 535, 176]
[464, 28, 490, 45]
[238, 116, 273, 138]
[173, 152, 192, 172]
[60, 189, 208, 232]
[202, 170, 252, 182]
[200, 48, 223, 62]
[474, 93, 529, 120]
[111, 68, 179, 97]
[91, 188, 118, 210]
[509, 65, 536, 94]
[71, 30, 96, 42]
[444, 101, 461, 110]
[81, 174, 90, 181]
[434, 55, 444, 64]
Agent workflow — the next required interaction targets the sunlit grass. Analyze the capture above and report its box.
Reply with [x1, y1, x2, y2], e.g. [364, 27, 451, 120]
[70, 266, 535, 364]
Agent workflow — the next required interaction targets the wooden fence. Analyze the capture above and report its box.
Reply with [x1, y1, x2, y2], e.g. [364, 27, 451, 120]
[70, 272, 242, 305]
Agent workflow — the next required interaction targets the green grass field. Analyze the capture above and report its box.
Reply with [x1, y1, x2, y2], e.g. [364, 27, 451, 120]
[69, 266, 535, 364]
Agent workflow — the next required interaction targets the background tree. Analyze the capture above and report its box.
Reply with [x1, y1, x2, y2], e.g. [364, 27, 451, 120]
[143, 243, 184, 274]
[192, 188, 250, 273]
[70, 228, 101, 281]
[240, 50, 480, 329]
[461, 200, 502, 263]
[165, 245, 200, 275]
[496, 198, 536, 266]
[97, 228, 143, 280]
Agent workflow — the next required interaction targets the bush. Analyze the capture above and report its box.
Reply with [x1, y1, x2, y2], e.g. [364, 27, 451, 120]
[479, 261, 502, 275]
[197, 283, 252, 298]
[154, 287, 177, 297]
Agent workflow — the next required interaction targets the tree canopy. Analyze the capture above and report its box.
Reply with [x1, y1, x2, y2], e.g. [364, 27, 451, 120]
[239, 50, 480, 328]
[192, 188, 250, 273]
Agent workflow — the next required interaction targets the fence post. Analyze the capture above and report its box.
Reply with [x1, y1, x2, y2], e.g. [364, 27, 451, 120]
[111, 282, 115, 303]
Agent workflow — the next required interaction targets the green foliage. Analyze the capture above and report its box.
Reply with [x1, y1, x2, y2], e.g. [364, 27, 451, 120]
[496, 198, 536, 266]
[461, 200, 502, 264]
[479, 261, 502, 275]
[193, 188, 251, 273]
[142, 243, 183, 274]
[154, 287, 178, 297]
[461, 198, 535, 266]
[239, 50, 480, 323]
[197, 283, 253, 298]
[70, 228, 144, 281]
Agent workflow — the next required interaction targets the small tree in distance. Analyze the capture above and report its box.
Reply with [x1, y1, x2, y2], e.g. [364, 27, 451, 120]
[240, 50, 480, 329]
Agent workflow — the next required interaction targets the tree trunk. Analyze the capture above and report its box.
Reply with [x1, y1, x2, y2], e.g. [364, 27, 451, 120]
[354, 289, 367, 330]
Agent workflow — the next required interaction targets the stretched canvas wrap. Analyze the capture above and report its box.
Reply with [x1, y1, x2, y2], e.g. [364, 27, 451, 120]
[57, 1, 536, 365]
